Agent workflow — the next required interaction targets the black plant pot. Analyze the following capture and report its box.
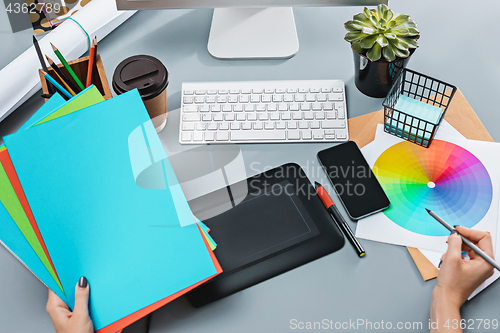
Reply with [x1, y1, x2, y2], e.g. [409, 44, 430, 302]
[352, 49, 414, 98]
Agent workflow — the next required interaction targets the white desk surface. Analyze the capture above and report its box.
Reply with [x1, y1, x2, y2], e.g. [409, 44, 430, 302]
[1, 1, 499, 332]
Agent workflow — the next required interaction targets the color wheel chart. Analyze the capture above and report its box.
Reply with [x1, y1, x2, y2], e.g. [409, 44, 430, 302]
[373, 140, 493, 237]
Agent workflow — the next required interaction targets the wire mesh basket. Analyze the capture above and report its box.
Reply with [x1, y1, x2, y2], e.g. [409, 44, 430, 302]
[383, 69, 457, 148]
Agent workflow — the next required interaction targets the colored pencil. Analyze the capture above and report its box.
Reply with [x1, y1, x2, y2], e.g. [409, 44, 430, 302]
[51, 43, 85, 90]
[41, 70, 73, 99]
[33, 36, 55, 94]
[86, 38, 96, 87]
[45, 55, 79, 95]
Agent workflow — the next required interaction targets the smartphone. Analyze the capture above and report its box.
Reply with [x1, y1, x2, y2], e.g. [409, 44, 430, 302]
[317, 141, 390, 220]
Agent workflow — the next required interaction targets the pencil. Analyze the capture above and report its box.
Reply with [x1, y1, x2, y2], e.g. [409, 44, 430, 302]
[33, 36, 55, 94]
[41, 70, 73, 99]
[51, 43, 85, 90]
[426, 209, 500, 272]
[45, 55, 79, 95]
[86, 38, 96, 87]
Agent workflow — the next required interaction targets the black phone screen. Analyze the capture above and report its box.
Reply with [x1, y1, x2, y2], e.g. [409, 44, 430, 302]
[317, 141, 390, 220]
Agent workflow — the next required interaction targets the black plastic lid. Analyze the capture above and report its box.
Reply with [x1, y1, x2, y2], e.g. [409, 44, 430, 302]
[112, 55, 169, 100]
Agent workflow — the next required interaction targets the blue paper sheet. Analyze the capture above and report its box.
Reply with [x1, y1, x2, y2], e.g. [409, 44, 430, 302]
[4, 90, 217, 330]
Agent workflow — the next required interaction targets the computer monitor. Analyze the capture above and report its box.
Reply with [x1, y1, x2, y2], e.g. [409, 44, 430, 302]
[116, 0, 384, 59]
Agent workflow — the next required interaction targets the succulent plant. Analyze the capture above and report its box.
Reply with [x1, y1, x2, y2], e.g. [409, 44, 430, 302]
[344, 4, 419, 62]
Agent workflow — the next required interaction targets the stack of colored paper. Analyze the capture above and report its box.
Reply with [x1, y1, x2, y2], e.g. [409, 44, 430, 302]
[0, 86, 221, 333]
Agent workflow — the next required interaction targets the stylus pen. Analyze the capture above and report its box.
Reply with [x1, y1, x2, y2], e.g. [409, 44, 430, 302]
[426, 209, 500, 272]
[315, 182, 365, 258]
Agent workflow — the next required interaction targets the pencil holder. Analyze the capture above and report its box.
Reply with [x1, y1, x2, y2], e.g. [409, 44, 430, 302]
[39, 54, 112, 101]
[382, 69, 457, 148]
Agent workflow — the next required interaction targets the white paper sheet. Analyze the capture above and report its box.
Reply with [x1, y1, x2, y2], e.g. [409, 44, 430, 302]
[0, 0, 136, 122]
[356, 123, 500, 253]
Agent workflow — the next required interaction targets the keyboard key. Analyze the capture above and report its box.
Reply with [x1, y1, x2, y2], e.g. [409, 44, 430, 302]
[207, 89, 217, 95]
[324, 129, 335, 135]
[298, 121, 309, 129]
[194, 96, 204, 103]
[323, 102, 334, 110]
[182, 123, 195, 131]
[239, 95, 250, 103]
[287, 120, 297, 129]
[336, 105, 346, 119]
[244, 104, 254, 112]
[242, 122, 253, 130]
[303, 112, 314, 120]
[325, 134, 336, 139]
[231, 131, 286, 141]
[321, 88, 331, 93]
[195, 90, 206, 95]
[206, 96, 216, 103]
[313, 130, 324, 140]
[273, 95, 283, 102]
[225, 114, 235, 121]
[213, 114, 223, 121]
[267, 104, 277, 111]
[288, 130, 300, 140]
[218, 89, 228, 94]
[317, 94, 327, 102]
[264, 121, 274, 130]
[222, 105, 232, 112]
[231, 122, 240, 130]
[217, 96, 227, 103]
[254, 121, 264, 130]
[276, 121, 286, 129]
[196, 122, 206, 131]
[234, 105, 243, 112]
[300, 103, 311, 111]
[200, 105, 210, 112]
[251, 95, 261, 103]
[322, 120, 345, 129]
[219, 122, 229, 130]
[328, 93, 343, 101]
[289, 103, 299, 111]
[258, 113, 269, 121]
[228, 96, 238, 103]
[247, 113, 257, 121]
[183, 114, 200, 121]
[264, 88, 274, 94]
[310, 88, 320, 93]
[332, 86, 343, 93]
[236, 113, 246, 121]
[183, 105, 198, 112]
[310, 121, 320, 129]
[301, 130, 312, 140]
[211, 104, 221, 112]
[292, 111, 302, 120]
[205, 132, 215, 141]
[183, 96, 194, 104]
[298, 88, 308, 93]
[306, 94, 316, 102]
[270, 113, 280, 120]
[207, 122, 218, 130]
[281, 112, 291, 120]
[181, 132, 192, 141]
[193, 132, 204, 141]
[312, 103, 322, 111]
[295, 94, 305, 102]
[241, 89, 251, 94]
[326, 111, 336, 119]
[262, 95, 272, 103]
[184, 90, 194, 95]
[283, 94, 294, 102]
[252, 88, 263, 94]
[256, 104, 266, 112]
[202, 114, 212, 121]
[315, 111, 325, 120]
[216, 132, 229, 141]
[287, 88, 297, 93]
[337, 133, 347, 140]
[278, 103, 288, 111]
[229, 89, 240, 94]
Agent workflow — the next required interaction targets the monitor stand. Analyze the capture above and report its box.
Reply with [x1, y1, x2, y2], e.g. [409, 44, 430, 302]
[207, 7, 299, 60]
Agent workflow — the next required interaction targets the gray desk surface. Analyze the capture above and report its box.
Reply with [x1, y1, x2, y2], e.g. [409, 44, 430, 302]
[1, 1, 499, 332]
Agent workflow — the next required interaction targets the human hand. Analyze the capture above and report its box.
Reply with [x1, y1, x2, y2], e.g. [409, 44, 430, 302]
[434, 226, 494, 308]
[46, 277, 93, 333]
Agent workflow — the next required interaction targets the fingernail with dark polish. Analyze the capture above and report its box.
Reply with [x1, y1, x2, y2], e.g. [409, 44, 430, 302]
[438, 260, 443, 268]
[79, 276, 88, 288]
[453, 225, 460, 228]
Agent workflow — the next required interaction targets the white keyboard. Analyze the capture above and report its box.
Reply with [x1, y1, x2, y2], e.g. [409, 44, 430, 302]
[179, 80, 349, 144]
